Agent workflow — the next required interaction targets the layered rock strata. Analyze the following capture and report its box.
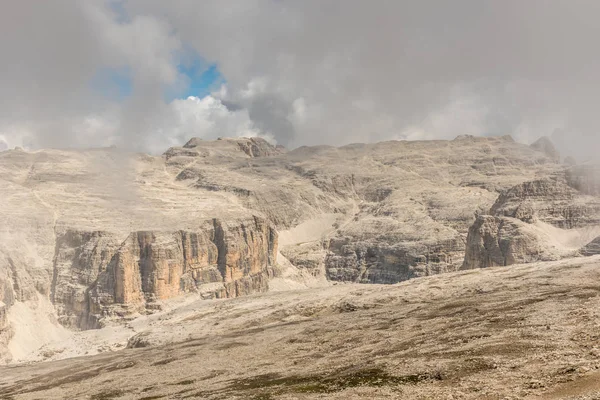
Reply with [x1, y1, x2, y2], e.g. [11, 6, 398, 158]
[51, 217, 278, 329]
[0, 301, 10, 362]
[463, 175, 600, 269]
[0, 134, 567, 362]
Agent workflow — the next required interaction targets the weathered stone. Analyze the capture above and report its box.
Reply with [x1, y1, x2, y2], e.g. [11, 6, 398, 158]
[462, 215, 557, 269]
[0, 302, 6, 330]
[50, 230, 122, 329]
[489, 177, 600, 229]
[580, 236, 600, 256]
[50, 217, 278, 328]
[325, 237, 464, 283]
[530, 136, 560, 163]
[0, 301, 11, 363]
[175, 136, 282, 158]
[0, 134, 566, 361]
[463, 174, 600, 269]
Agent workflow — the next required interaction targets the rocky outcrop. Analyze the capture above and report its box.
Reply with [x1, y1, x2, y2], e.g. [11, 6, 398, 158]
[178, 136, 283, 158]
[463, 175, 600, 269]
[51, 217, 278, 329]
[236, 137, 282, 158]
[0, 301, 11, 362]
[280, 241, 327, 278]
[462, 215, 558, 269]
[580, 236, 600, 256]
[530, 137, 560, 162]
[0, 135, 568, 361]
[50, 231, 122, 329]
[567, 164, 600, 196]
[0, 302, 7, 331]
[325, 237, 465, 283]
[489, 177, 600, 228]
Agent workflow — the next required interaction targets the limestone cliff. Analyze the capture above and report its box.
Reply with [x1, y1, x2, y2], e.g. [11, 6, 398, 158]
[50, 217, 278, 329]
[580, 236, 600, 256]
[325, 236, 465, 283]
[462, 215, 558, 269]
[463, 175, 600, 269]
[0, 301, 11, 362]
[530, 137, 560, 163]
[0, 135, 567, 361]
[489, 177, 600, 228]
[50, 230, 122, 329]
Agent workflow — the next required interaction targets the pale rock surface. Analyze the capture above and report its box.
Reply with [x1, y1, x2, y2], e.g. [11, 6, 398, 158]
[530, 136, 561, 162]
[2, 257, 600, 398]
[3, 135, 600, 398]
[580, 235, 600, 256]
[463, 174, 600, 269]
[567, 163, 600, 196]
[0, 301, 10, 362]
[51, 217, 278, 330]
[0, 135, 568, 361]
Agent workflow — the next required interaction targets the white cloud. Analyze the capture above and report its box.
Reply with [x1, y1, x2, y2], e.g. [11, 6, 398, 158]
[0, 93, 267, 153]
[399, 94, 490, 141]
[2, 1, 600, 159]
[151, 95, 264, 152]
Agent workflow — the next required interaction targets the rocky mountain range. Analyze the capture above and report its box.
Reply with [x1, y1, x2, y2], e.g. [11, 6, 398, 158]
[1, 134, 600, 397]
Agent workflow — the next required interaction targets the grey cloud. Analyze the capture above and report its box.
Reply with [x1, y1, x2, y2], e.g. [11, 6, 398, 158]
[2, 1, 600, 160]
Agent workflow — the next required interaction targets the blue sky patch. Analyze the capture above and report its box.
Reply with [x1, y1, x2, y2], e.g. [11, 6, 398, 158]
[177, 62, 225, 99]
[90, 47, 224, 103]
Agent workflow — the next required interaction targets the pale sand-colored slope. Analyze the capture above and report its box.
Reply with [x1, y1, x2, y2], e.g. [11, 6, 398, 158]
[530, 222, 600, 254]
[505, 221, 600, 261]
[1, 256, 600, 399]
[3, 259, 322, 364]
[278, 213, 342, 246]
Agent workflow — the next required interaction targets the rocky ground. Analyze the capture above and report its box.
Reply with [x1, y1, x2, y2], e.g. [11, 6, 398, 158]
[0, 135, 565, 350]
[1, 255, 600, 399]
[2, 135, 600, 399]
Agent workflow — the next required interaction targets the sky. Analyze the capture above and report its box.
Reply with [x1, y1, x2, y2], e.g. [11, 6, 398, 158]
[1, 1, 599, 159]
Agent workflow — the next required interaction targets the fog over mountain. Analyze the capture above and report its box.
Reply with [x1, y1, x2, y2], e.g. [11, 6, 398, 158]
[1, 1, 600, 159]
[5, 4, 600, 397]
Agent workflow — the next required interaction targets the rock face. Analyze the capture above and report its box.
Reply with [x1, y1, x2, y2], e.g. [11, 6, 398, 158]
[530, 137, 560, 162]
[0, 301, 10, 362]
[51, 217, 278, 329]
[490, 177, 600, 228]
[462, 215, 556, 269]
[325, 236, 465, 283]
[50, 230, 122, 329]
[0, 301, 10, 356]
[0, 134, 569, 361]
[463, 175, 600, 269]
[567, 163, 600, 196]
[180, 136, 284, 158]
[580, 236, 600, 256]
[0, 303, 7, 330]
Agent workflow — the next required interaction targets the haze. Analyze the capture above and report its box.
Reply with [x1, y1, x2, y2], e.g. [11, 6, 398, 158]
[1, 1, 599, 158]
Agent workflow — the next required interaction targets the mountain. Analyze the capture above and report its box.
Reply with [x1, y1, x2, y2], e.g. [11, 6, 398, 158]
[0, 135, 578, 360]
[2, 256, 600, 399]
[3, 135, 600, 397]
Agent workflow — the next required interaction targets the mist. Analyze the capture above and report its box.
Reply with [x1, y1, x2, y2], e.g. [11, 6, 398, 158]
[1, 1, 600, 160]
